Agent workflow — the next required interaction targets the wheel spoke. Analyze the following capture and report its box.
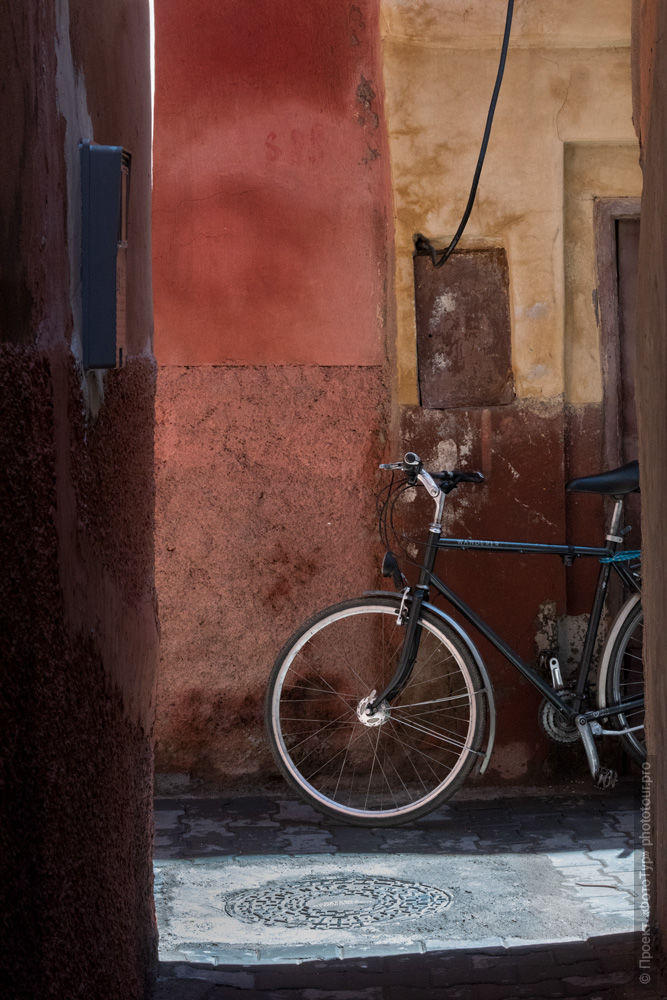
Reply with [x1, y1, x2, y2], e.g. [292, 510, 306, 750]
[288, 659, 360, 712]
[287, 707, 357, 756]
[392, 708, 469, 742]
[382, 719, 463, 768]
[268, 602, 485, 822]
[390, 711, 472, 752]
[364, 727, 382, 809]
[396, 689, 472, 709]
[333, 721, 361, 800]
[301, 726, 367, 783]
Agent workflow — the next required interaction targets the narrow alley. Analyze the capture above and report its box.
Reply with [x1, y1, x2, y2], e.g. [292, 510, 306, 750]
[153, 782, 661, 999]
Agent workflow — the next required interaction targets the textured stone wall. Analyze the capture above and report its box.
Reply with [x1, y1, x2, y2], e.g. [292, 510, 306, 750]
[0, 2, 157, 997]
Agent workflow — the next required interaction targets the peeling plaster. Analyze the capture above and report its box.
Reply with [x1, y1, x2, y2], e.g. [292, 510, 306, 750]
[534, 605, 608, 679]
[428, 292, 457, 338]
[435, 437, 459, 471]
[525, 302, 549, 319]
[356, 74, 380, 129]
[535, 600, 559, 657]
[430, 350, 449, 371]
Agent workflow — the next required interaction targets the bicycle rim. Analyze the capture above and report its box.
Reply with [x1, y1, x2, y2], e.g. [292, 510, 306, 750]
[267, 601, 484, 823]
[608, 603, 645, 761]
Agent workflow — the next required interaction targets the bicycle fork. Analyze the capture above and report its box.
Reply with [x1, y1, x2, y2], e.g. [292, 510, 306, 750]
[367, 494, 445, 717]
[365, 585, 427, 715]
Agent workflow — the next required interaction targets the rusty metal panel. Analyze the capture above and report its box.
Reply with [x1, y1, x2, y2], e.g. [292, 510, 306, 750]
[415, 248, 514, 409]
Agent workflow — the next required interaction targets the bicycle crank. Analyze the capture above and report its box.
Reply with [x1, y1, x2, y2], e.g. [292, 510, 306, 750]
[576, 715, 618, 790]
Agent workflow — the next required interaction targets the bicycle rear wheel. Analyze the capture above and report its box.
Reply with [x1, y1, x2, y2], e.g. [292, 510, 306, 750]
[604, 596, 645, 763]
[265, 596, 486, 826]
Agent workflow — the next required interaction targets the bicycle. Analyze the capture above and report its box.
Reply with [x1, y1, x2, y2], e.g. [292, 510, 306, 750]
[265, 452, 643, 826]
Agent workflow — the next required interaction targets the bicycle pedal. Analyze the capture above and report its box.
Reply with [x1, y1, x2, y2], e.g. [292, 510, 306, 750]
[595, 767, 618, 790]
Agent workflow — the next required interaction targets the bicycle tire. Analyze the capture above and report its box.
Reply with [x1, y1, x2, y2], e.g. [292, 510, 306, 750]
[265, 596, 486, 826]
[604, 596, 645, 763]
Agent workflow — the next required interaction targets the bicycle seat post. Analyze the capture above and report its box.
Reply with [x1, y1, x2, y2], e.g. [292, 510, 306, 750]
[572, 496, 626, 706]
[605, 497, 625, 546]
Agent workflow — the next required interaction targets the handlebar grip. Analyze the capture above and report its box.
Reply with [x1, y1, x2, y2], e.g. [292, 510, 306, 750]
[455, 470, 485, 484]
[434, 469, 485, 488]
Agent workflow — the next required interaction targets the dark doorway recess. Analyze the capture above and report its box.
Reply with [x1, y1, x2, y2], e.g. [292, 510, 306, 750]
[595, 198, 640, 468]
[595, 198, 641, 549]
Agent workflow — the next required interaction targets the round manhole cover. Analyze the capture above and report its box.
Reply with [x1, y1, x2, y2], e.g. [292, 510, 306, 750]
[224, 874, 452, 929]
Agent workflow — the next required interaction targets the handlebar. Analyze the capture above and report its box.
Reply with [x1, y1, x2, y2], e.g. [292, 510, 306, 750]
[379, 452, 421, 474]
[379, 453, 485, 496]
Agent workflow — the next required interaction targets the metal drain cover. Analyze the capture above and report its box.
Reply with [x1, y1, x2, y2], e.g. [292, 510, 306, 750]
[224, 874, 452, 929]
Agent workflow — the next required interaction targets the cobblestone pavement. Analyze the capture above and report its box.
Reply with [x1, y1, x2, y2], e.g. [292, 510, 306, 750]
[154, 782, 666, 999]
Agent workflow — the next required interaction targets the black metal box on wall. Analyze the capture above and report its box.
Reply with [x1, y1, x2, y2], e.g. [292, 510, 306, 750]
[80, 142, 131, 369]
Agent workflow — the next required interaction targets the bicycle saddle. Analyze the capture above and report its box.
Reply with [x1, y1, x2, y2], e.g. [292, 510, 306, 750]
[566, 460, 639, 495]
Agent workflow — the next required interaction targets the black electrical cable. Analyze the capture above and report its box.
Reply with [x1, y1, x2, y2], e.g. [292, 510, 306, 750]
[414, 0, 514, 268]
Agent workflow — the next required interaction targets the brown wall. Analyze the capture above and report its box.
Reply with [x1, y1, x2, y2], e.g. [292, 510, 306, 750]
[632, 0, 667, 980]
[0, 2, 157, 997]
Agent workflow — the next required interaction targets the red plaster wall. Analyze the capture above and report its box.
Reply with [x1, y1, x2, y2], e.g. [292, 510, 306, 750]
[153, 0, 394, 785]
[153, 0, 391, 365]
[0, 3, 157, 997]
[155, 366, 388, 781]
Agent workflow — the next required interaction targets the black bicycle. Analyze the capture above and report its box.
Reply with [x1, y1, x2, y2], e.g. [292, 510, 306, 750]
[265, 453, 643, 826]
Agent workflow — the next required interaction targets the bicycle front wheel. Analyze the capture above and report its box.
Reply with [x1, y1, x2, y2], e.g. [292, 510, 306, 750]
[265, 597, 486, 826]
[605, 596, 645, 763]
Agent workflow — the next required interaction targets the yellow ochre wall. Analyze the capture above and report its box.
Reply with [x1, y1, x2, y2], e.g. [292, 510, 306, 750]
[380, 0, 641, 406]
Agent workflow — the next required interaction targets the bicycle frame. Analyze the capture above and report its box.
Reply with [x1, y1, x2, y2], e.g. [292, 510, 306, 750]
[369, 495, 642, 727]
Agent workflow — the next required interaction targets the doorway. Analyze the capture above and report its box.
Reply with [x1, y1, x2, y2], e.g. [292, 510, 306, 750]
[595, 197, 641, 550]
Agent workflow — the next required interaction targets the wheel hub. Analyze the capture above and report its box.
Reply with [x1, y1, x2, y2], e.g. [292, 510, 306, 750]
[357, 691, 390, 727]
